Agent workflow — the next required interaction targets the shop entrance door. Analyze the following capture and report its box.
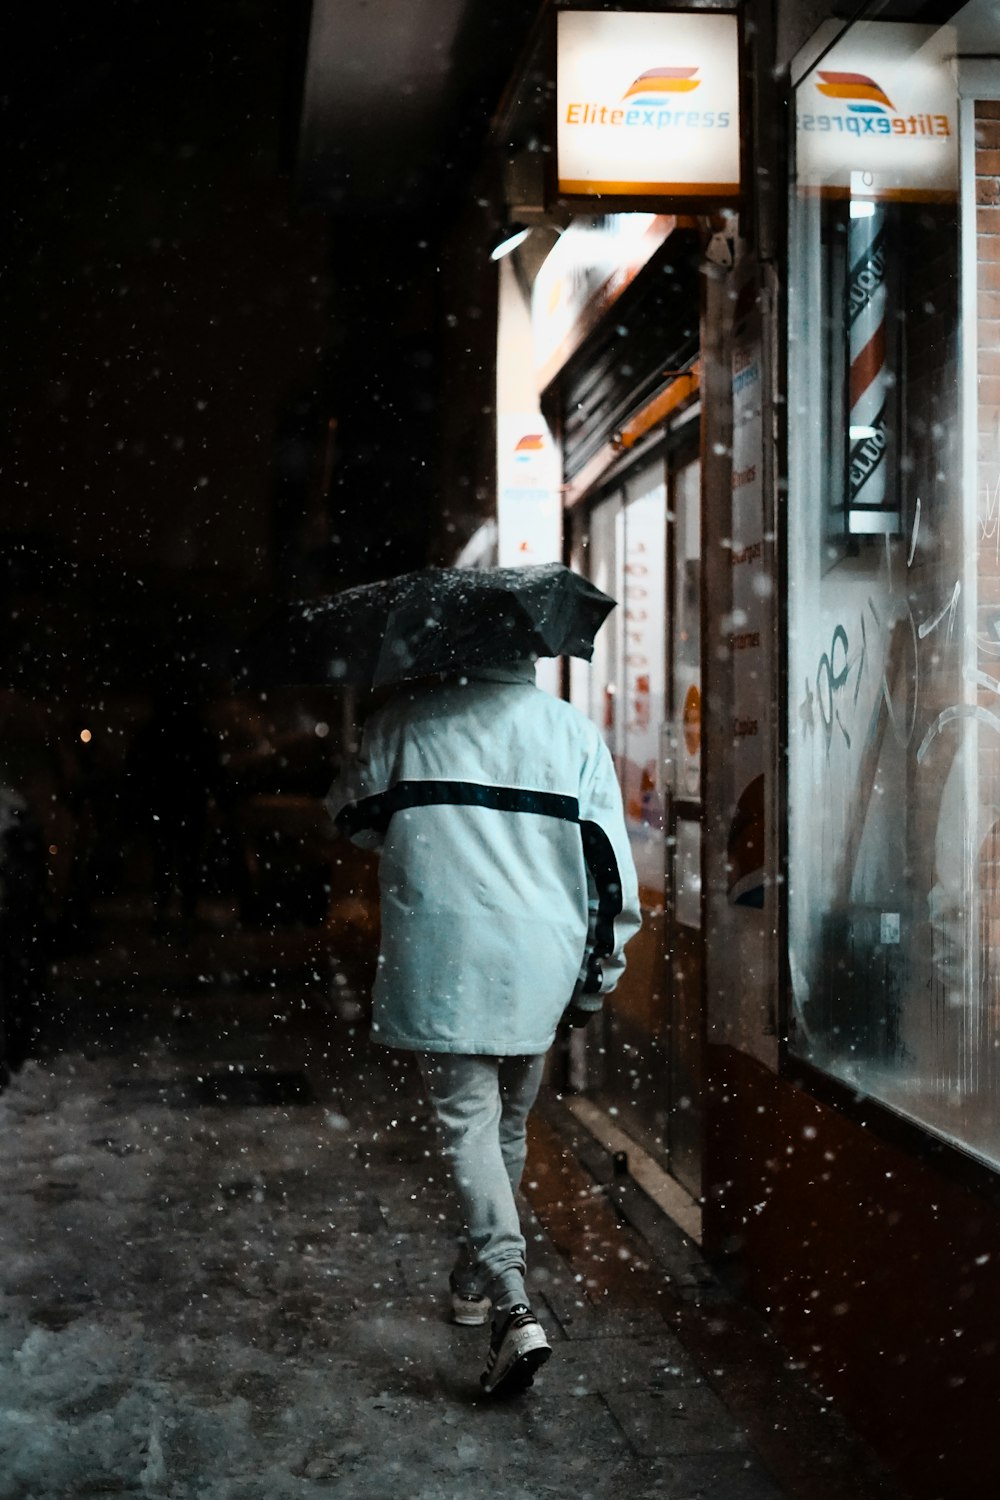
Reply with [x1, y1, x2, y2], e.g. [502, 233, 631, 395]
[568, 455, 669, 1162]
[568, 433, 704, 1199]
[663, 453, 704, 1198]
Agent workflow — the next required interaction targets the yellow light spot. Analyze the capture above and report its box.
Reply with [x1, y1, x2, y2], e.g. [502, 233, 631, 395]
[80, 729, 92, 743]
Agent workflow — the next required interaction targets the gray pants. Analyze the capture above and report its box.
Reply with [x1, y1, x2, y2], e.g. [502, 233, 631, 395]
[417, 1052, 547, 1313]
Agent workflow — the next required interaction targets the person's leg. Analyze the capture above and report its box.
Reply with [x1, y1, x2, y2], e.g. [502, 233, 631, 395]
[497, 1053, 547, 1196]
[447, 1235, 492, 1326]
[417, 1053, 528, 1314]
[443, 1042, 543, 1317]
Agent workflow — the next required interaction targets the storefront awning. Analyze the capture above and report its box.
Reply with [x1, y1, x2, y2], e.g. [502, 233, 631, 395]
[540, 229, 701, 481]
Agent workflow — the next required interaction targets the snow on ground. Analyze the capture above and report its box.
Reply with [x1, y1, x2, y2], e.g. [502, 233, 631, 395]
[0, 1019, 773, 1500]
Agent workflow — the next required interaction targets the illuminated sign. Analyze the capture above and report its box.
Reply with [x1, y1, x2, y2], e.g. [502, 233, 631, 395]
[496, 414, 561, 569]
[557, 10, 740, 199]
[794, 21, 958, 199]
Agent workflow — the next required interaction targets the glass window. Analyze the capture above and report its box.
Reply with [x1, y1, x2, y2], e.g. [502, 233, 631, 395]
[671, 459, 701, 806]
[621, 463, 667, 895]
[570, 457, 667, 898]
[787, 11, 1000, 1169]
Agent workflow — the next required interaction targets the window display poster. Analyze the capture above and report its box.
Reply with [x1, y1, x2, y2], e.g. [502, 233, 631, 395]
[616, 477, 666, 897]
[621, 479, 666, 822]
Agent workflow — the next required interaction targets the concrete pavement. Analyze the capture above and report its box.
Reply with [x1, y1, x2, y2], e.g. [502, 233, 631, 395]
[0, 957, 906, 1500]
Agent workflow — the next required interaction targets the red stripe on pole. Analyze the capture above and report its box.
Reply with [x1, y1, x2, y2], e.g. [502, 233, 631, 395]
[850, 324, 886, 407]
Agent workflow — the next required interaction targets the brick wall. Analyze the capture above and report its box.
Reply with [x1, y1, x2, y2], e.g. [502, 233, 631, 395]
[979, 102, 1000, 522]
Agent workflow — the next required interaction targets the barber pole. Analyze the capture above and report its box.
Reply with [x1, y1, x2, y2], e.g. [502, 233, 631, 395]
[846, 201, 898, 534]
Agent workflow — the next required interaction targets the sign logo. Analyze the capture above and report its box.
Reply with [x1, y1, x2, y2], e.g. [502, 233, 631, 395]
[816, 71, 895, 114]
[622, 67, 701, 104]
[793, 20, 959, 198]
[565, 71, 729, 131]
[514, 434, 545, 460]
[803, 63, 950, 139]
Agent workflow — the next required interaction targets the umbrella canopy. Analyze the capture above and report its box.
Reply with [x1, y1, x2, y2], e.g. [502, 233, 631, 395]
[234, 563, 616, 692]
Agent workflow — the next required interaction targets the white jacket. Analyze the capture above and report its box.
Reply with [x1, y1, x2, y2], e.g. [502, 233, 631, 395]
[325, 662, 640, 1055]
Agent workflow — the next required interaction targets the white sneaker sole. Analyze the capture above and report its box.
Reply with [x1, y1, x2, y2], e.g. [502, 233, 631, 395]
[451, 1291, 491, 1327]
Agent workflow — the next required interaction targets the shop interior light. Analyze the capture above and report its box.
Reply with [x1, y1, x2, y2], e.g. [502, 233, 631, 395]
[849, 425, 879, 440]
[490, 223, 532, 261]
[849, 199, 876, 219]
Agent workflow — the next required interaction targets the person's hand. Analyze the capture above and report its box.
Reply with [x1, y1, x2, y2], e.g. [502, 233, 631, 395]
[562, 1003, 597, 1029]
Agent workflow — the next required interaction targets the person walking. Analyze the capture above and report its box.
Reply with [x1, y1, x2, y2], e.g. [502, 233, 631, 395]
[325, 659, 640, 1397]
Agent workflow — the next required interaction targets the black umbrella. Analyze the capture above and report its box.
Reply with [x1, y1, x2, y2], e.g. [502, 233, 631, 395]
[234, 563, 616, 692]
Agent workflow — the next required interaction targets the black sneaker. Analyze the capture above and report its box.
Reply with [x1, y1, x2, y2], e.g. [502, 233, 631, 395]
[479, 1304, 551, 1397]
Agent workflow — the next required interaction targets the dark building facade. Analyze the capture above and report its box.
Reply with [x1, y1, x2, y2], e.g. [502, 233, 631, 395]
[381, 4, 999, 1495]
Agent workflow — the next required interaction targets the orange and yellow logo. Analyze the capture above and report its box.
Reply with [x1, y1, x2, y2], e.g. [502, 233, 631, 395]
[622, 67, 700, 104]
[816, 70, 895, 114]
[802, 67, 950, 139]
[564, 61, 729, 132]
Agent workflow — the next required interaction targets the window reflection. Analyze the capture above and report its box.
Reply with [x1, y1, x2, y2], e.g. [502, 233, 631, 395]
[788, 17, 1000, 1167]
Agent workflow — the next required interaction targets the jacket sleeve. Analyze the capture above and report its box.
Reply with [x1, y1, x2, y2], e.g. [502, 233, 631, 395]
[574, 734, 642, 1009]
[323, 723, 392, 854]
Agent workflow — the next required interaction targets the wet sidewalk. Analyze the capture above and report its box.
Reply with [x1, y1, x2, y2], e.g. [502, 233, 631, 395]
[0, 967, 905, 1500]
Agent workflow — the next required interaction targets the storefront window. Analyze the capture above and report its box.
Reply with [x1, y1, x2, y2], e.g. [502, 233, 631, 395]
[620, 463, 668, 891]
[570, 457, 667, 898]
[670, 458, 702, 931]
[787, 9, 1000, 1168]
